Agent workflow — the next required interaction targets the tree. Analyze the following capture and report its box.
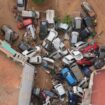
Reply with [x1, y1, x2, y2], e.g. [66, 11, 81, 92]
[32, 0, 46, 4]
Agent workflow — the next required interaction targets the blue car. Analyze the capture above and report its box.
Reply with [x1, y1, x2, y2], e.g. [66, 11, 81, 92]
[61, 68, 77, 86]
[68, 91, 78, 105]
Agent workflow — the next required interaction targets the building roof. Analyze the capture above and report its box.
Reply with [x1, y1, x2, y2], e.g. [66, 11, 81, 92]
[18, 63, 35, 105]
[91, 70, 105, 105]
[0, 40, 17, 55]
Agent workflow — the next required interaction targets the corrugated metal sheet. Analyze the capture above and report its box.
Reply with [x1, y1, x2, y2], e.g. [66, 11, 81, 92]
[18, 63, 35, 105]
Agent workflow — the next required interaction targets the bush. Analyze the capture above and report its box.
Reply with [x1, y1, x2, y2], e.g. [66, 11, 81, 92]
[62, 15, 72, 25]
[32, 0, 46, 4]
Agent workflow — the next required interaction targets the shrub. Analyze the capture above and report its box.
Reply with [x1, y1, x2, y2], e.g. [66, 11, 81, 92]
[32, 0, 46, 4]
[62, 15, 72, 25]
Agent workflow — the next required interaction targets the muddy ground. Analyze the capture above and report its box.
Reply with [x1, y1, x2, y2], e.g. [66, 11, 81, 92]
[0, 0, 105, 105]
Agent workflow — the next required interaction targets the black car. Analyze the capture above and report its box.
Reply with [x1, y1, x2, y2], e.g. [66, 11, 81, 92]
[81, 66, 91, 77]
[68, 91, 81, 105]
[83, 16, 93, 27]
[94, 58, 105, 69]
[39, 20, 48, 40]
[79, 28, 91, 41]
[98, 46, 105, 58]
[18, 41, 32, 51]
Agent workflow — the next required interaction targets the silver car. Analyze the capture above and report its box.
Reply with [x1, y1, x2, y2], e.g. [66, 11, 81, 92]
[73, 41, 88, 50]
[17, 0, 25, 11]
[1, 25, 19, 42]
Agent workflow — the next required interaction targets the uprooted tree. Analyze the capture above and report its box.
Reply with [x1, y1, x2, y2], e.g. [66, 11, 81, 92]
[32, 0, 46, 4]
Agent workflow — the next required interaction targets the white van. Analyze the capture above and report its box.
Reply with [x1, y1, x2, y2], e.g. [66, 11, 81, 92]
[42, 57, 54, 64]
[42, 29, 58, 47]
[46, 9, 55, 24]
[22, 46, 41, 58]
[17, 0, 25, 12]
[21, 10, 39, 18]
[47, 29, 58, 42]
[74, 17, 82, 30]
[52, 38, 68, 56]
[71, 31, 79, 44]
[29, 55, 42, 64]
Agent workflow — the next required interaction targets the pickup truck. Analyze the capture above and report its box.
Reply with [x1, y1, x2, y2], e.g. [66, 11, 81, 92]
[69, 63, 84, 82]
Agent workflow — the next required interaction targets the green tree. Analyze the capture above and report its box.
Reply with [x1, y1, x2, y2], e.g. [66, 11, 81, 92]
[32, 0, 46, 4]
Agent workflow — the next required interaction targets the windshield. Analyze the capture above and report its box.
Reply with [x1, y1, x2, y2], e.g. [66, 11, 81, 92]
[75, 53, 83, 60]
[64, 72, 68, 77]
[60, 94, 65, 98]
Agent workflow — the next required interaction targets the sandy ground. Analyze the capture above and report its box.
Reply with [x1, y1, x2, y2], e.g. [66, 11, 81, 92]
[35, 66, 52, 89]
[0, 52, 22, 105]
[0, 0, 17, 31]
[0, 0, 105, 105]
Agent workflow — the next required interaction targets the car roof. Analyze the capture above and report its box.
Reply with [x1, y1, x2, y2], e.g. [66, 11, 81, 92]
[47, 30, 58, 41]
[75, 17, 81, 20]
[61, 68, 69, 74]
[66, 72, 76, 84]
[54, 84, 65, 96]
[71, 50, 81, 55]
[65, 54, 74, 60]
[74, 41, 86, 47]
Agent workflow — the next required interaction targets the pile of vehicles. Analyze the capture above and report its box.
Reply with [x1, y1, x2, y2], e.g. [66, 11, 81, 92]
[1, 0, 105, 105]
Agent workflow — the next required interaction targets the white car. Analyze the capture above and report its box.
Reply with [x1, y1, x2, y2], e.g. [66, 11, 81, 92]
[29, 55, 42, 64]
[70, 50, 83, 61]
[54, 83, 66, 101]
[73, 17, 82, 29]
[71, 31, 79, 44]
[22, 46, 41, 58]
[73, 86, 84, 97]
[17, 0, 25, 12]
[43, 29, 58, 44]
[42, 57, 54, 64]
[62, 54, 75, 65]
[73, 41, 88, 50]
[52, 38, 68, 56]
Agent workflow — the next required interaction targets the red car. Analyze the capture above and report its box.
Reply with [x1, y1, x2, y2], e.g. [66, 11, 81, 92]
[17, 19, 32, 29]
[77, 58, 92, 66]
[80, 43, 99, 53]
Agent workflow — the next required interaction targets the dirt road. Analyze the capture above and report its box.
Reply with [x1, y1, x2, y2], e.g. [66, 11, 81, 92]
[0, 52, 22, 105]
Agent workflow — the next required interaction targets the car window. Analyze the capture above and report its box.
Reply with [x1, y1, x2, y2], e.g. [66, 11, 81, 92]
[80, 43, 86, 46]
[74, 45, 76, 47]
[37, 57, 39, 62]
[27, 50, 34, 55]
[60, 94, 65, 98]
[100, 49, 105, 52]
[64, 72, 68, 77]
